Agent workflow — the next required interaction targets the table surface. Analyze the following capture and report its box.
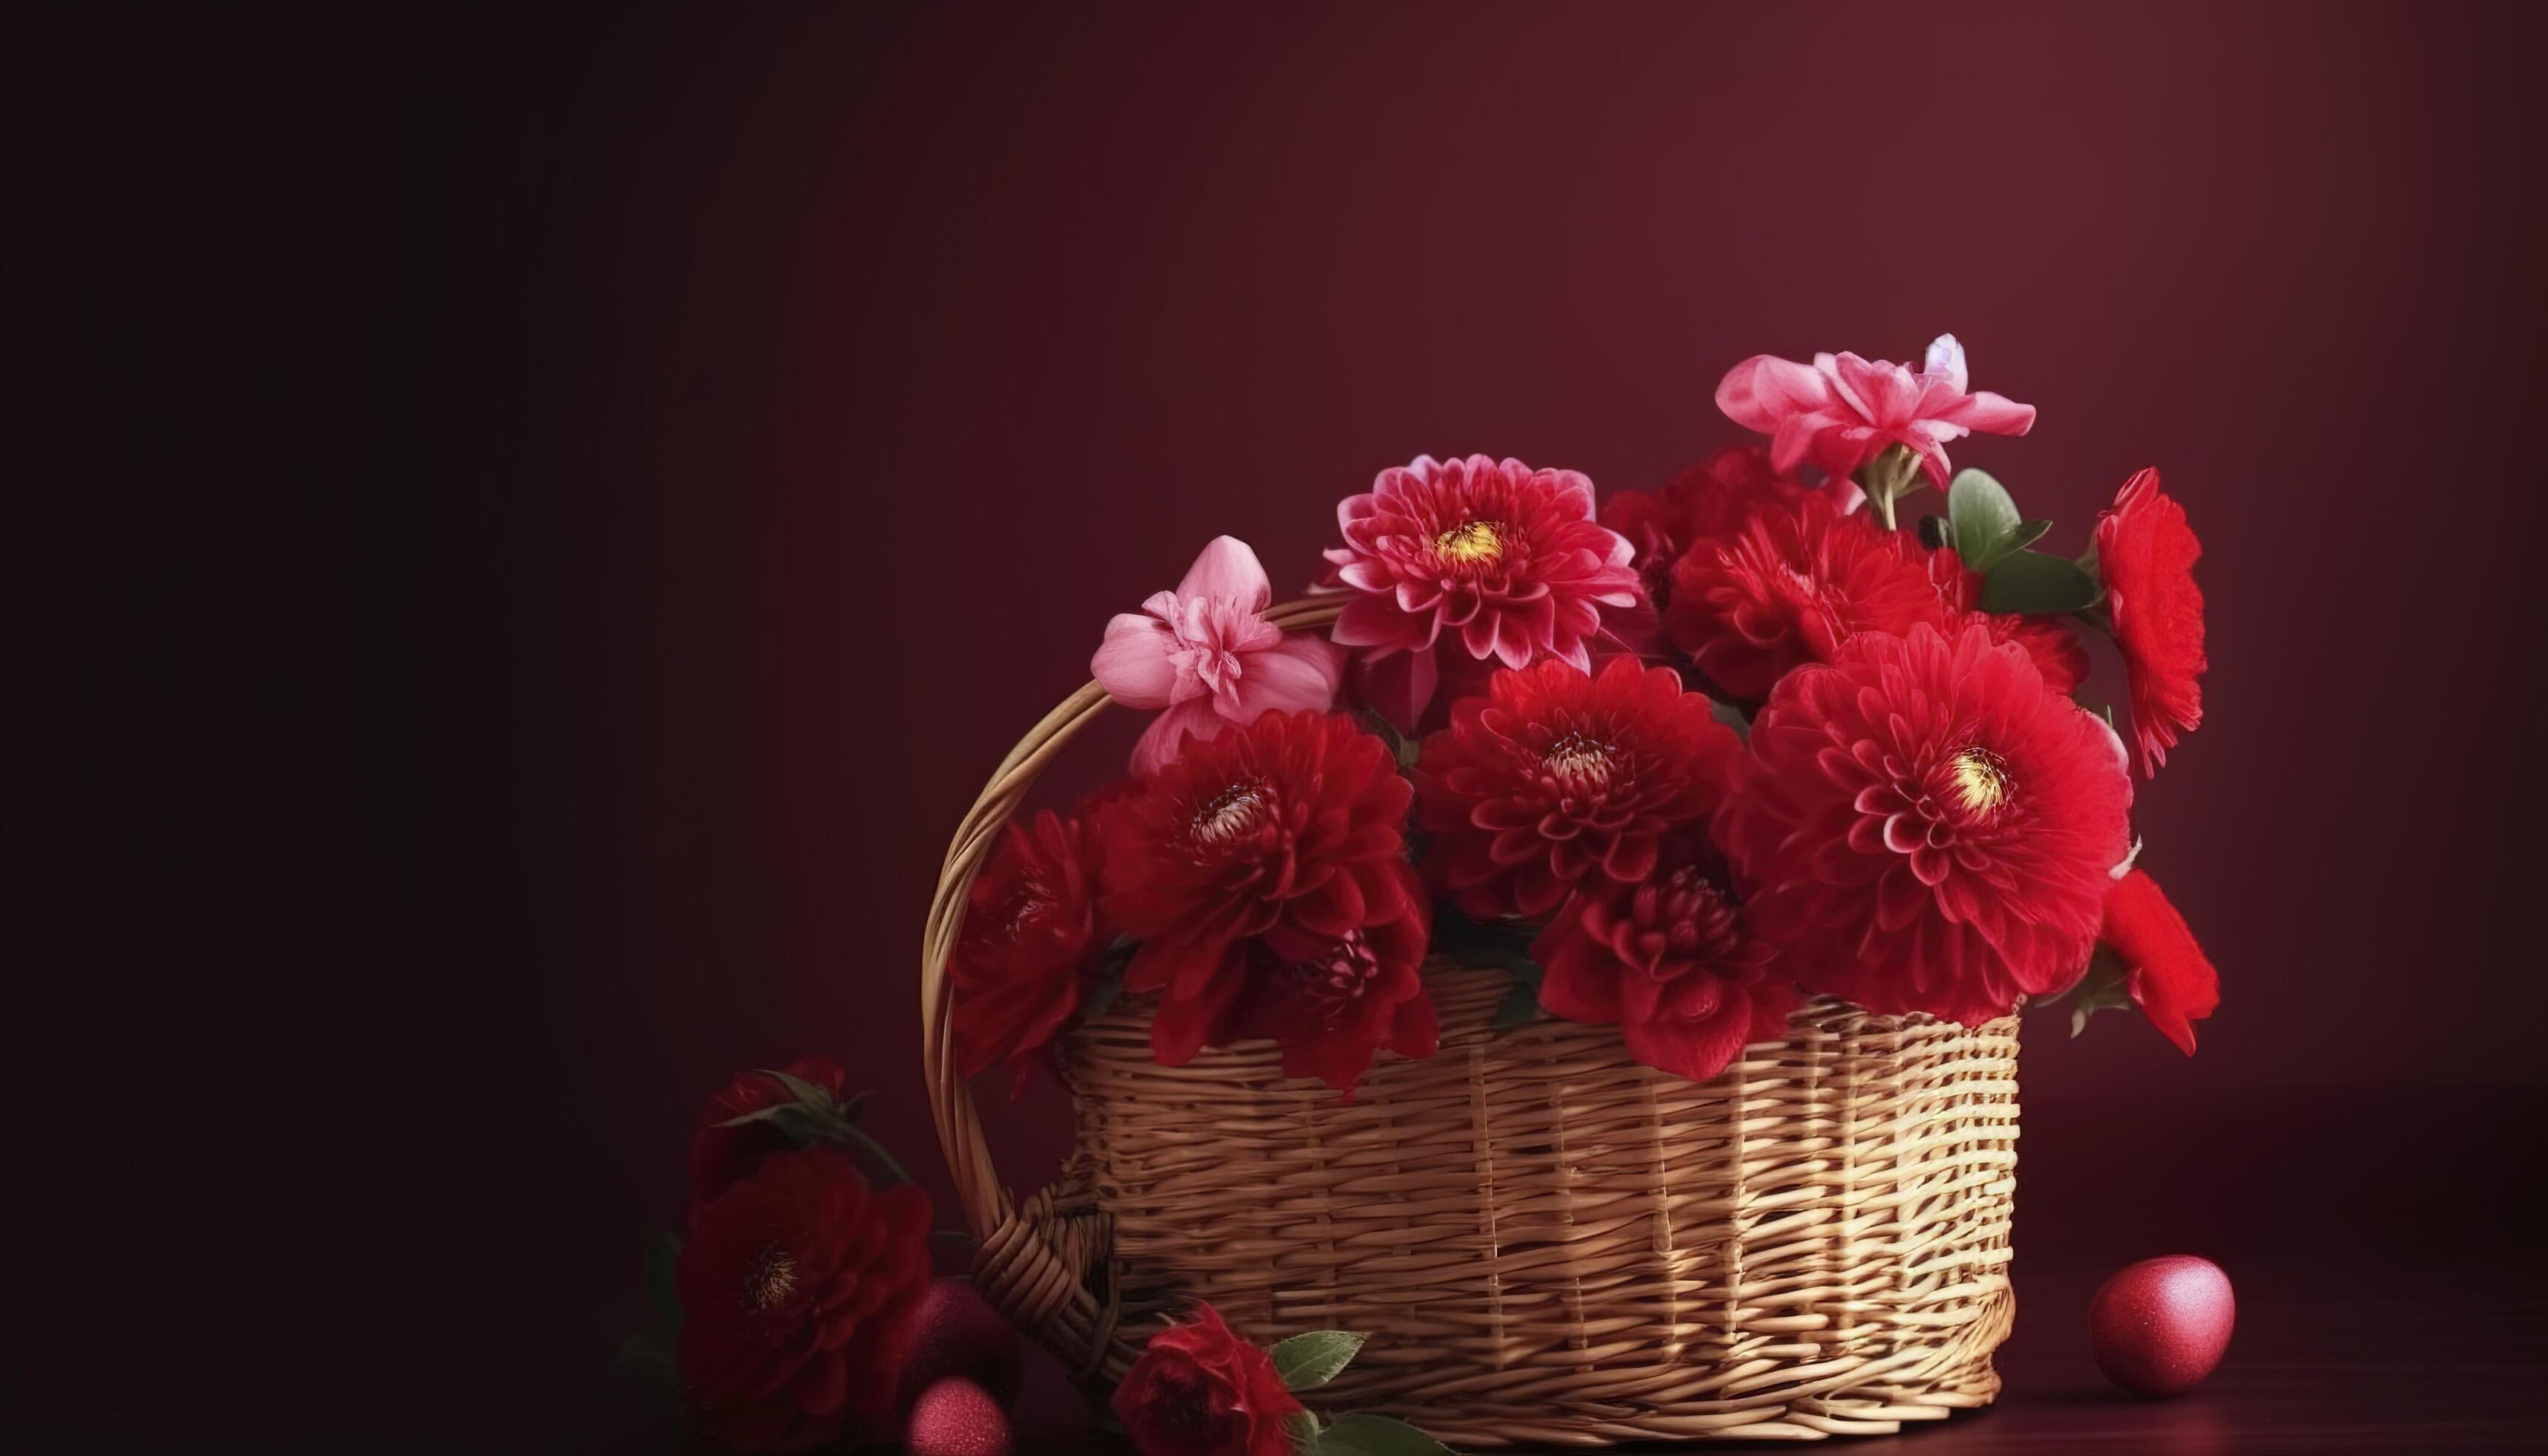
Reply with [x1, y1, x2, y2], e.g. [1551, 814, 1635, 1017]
[995, 1258, 2547, 1455]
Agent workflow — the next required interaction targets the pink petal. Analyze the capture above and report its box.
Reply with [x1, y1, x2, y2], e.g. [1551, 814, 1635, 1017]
[1128, 700, 1223, 776]
[1091, 614, 1177, 708]
[1923, 333, 1969, 391]
[1715, 354, 1831, 434]
[1226, 633, 1343, 717]
[1174, 535, 1273, 610]
[1935, 389, 2035, 437]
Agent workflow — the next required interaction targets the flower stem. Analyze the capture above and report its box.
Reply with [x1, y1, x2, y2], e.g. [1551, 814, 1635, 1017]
[838, 1122, 916, 1186]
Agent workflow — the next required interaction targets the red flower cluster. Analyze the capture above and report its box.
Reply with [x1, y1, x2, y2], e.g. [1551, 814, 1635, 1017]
[946, 334, 2220, 1097]
[1532, 836, 1796, 1082]
[1665, 492, 2086, 702]
[949, 807, 1108, 1093]
[680, 1147, 933, 1452]
[1101, 709, 1436, 1090]
[1110, 1303, 1304, 1456]
[1598, 446, 1840, 609]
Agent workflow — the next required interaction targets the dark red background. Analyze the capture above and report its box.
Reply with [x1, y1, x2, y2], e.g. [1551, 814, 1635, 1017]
[6, 4, 2543, 1449]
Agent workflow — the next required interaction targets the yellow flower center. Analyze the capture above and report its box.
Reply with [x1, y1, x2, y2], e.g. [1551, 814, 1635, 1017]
[1192, 783, 1268, 847]
[744, 1245, 799, 1313]
[1949, 748, 2012, 816]
[1434, 519, 1507, 566]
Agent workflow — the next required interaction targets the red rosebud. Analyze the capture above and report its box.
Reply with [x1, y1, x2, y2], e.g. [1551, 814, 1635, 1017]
[2099, 868, 2220, 1054]
[1110, 1303, 1304, 1456]
[688, 1056, 848, 1215]
[677, 1147, 932, 1452]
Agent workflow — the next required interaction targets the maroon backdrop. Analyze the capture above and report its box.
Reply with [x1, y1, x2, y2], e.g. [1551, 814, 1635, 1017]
[6, 3, 2542, 1447]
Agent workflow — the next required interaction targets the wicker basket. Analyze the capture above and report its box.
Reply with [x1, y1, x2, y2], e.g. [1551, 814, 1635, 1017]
[923, 600, 2021, 1448]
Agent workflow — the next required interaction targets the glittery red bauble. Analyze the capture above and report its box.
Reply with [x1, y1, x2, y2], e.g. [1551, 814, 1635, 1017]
[2088, 1255, 2235, 1396]
[897, 1278, 1027, 1414]
[903, 1378, 1013, 1456]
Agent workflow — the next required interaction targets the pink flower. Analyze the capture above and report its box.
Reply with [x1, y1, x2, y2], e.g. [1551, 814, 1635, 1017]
[1321, 455, 1645, 726]
[1715, 334, 2035, 487]
[1092, 536, 1344, 776]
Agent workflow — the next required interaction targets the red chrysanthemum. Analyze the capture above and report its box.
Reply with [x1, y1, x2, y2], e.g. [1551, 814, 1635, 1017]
[1530, 838, 1798, 1083]
[688, 1056, 848, 1214]
[677, 1148, 932, 1453]
[1099, 710, 1419, 1067]
[1598, 446, 1844, 610]
[1223, 871, 1437, 1091]
[1110, 1302, 1304, 1456]
[2094, 468, 2206, 778]
[1663, 493, 1945, 701]
[950, 808, 1108, 1092]
[2100, 868, 2220, 1054]
[1891, 535, 2090, 695]
[1715, 623, 2133, 1024]
[1414, 657, 1742, 921]
[1322, 454, 1645, 726]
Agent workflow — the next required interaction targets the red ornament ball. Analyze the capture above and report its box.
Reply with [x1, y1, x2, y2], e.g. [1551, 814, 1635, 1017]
[897, 1278, 1027, 1413]
[2088, 1255, 2235, 1396]
[904, 1377, 1013, 1456]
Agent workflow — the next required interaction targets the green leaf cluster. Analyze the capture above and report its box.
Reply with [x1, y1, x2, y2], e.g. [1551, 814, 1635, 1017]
[1271, 1329, 1458, 1454]
[1932, 469, 2102, 614]
[1429, 904, 1546, 1027]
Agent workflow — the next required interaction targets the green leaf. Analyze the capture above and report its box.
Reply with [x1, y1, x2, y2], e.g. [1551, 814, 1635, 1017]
[1271, 1329, 1368, 1391]
[1289, 1410, 1324, 1455]
[1355, 709, 1421, 770]
[1946, 469, 2024, 572]
[2006, 519, 2053, 556]
[759, 1067, 838, 1111]
[1917, 513, 1953, 551]
[1980, 550, 2102, 614]
[1315, 1413, 1458, 1456]
[1082, 936, 1135, 1019]
[1428, 904, 1536, 966]
[646, 1232, 683, 1345]
[1706, 697, 1752, 744]
[2063, 946, 2133, 1038]
[1491, 958, 1544, 1028]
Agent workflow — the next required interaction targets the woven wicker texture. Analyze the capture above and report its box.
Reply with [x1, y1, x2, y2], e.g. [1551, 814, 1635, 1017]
[922, 599, 2021, 1446]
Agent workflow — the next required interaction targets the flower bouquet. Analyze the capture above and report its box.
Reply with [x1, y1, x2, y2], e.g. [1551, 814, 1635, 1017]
[921, 335, 2218, 1449]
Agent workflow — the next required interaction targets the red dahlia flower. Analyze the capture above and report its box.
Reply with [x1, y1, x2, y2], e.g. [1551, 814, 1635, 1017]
[1598, 446, 1850, 610]
[677, 1148, 932, 1453]
[2099, 868, 2220, 1054]
[1415, 657, 1742, 921]
[1323, 454, 1645, 725]
[687, 1056, 848, 1215]
[1110, 1302, 1304, 1456]
[950, 808, 1108, 1093]
[1530, 839, 1798, 1083]
[1664, 493, 1943, 701]
[1100, 711, 1418, 1067]
[1716, 623, 2133, 1025]
[2094, 468, 2206, 778]
[1224, 875, 1437, 1091]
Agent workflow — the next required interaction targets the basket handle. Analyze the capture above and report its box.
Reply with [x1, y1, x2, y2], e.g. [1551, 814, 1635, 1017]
[920, 597, 1345, 1373]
